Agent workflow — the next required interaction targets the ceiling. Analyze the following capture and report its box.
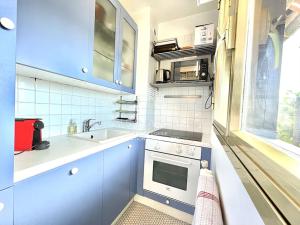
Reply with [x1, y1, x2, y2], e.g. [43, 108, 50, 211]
[119, 0, 218, 23]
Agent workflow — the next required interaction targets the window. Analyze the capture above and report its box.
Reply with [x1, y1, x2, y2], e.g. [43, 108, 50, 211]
[243, 0, 300, 156]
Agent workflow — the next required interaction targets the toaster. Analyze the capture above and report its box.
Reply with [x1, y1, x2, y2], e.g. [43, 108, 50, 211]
[15, 118, 50, 151]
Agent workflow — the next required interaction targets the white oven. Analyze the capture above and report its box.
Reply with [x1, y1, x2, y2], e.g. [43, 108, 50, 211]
[143, 139, 201, 205]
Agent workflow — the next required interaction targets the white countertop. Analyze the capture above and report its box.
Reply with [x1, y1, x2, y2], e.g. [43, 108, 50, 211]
[14, 129, 211, 183]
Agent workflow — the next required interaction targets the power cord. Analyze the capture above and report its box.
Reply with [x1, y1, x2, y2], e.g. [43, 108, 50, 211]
[205, 70, 214, 109]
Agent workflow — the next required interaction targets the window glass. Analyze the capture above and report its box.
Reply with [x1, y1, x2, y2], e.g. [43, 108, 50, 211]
[243, 0, 300, 154]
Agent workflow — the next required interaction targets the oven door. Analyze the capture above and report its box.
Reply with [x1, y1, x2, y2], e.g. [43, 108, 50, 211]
[143, 150, 200, 205]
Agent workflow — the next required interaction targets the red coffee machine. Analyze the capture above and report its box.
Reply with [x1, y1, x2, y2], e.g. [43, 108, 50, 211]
[15, 118, 50, 151]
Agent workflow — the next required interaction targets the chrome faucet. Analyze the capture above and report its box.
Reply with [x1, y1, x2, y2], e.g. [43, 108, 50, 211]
[82, 119, 101, 132]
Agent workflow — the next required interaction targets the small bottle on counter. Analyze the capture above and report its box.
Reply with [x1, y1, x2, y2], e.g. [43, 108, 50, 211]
[73, 121, 77, 134]
[68, 119, 77, 136]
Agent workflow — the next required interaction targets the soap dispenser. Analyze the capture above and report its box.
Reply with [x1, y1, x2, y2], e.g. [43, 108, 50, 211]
[68, 119, 76, 136]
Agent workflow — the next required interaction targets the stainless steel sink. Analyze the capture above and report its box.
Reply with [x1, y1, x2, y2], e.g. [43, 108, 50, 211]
[70, 128, 132, 143]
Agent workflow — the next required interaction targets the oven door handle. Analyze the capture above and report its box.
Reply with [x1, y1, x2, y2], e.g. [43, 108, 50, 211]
[151, 154, 192, 166]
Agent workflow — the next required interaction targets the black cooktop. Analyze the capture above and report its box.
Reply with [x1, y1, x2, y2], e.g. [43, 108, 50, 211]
[149, 129, 203, 142]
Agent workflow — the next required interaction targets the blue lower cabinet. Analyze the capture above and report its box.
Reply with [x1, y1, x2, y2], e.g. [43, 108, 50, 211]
[14, 153, 103, 225]
[201, 147, 212, 169]
[136, 139, 146, 196]
[0, 188, 13, 225]
[103, 140, 133, 225]
[129, 138, 145, 199]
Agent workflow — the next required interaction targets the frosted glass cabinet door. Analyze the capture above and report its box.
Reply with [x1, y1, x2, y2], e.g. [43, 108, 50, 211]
[120, 17, 137, 90]
[93, 0, 118, 82]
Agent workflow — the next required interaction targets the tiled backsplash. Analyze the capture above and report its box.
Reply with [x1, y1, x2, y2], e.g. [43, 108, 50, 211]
[154, 86, 213, 135]
[15, 76, 122, 138]
[16, 75, 212, 138]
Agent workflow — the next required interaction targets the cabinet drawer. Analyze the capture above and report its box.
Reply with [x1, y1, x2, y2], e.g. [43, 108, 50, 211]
[14, 153, 102, 225]
[0, 188, 13, 225]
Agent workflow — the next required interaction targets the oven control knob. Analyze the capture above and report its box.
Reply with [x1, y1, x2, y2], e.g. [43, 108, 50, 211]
[154, 144, 160, 151]
[176, 145, 183, 154]
[186, 147, 195, 156]
[189, 151, 195, 156]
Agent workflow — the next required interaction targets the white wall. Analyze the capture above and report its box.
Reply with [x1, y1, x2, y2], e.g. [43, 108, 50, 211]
[157, 10, 219, 47]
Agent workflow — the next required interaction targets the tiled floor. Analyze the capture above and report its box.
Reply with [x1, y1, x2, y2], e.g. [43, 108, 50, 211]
[115, 202, 190, 225]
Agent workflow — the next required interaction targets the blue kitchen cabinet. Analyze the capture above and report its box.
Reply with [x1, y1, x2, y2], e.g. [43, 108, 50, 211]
[116, 6, 138, 94]
[0, 0, 16, 191]
[86, 0, 138, 94]
[14, 153, 103, 225]
[0, 188, 13, 225]
[16, 0, 94, 80]
[16, 0, 138, 94]
[88, 0, 120, 91]
[130, 138, 145, 199]
[136, 139, 146, 196]
[103, 140, 134, 225]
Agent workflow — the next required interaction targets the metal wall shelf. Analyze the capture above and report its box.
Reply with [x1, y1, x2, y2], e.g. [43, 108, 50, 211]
[115, 110, 137, 114]
[152, 45, 216, 61]
[150, 81, 212, 89]
[115, 96, 138, 123]
[115, 100, 138, 105]
[164, 95, 202, 99]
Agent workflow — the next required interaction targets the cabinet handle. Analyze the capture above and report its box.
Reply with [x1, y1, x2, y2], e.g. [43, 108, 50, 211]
[82, 67, 88, 73]
[115, 80, 119, 84]
[0, 202, 4, 212]
[70, 167, 79, 175]
[119, 81, 123, 85]
[128, 144, 132, 149]
[0, 17, 15, 30]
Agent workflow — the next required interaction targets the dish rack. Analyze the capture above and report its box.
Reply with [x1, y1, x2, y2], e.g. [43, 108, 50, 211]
[115, 96, 138, 123]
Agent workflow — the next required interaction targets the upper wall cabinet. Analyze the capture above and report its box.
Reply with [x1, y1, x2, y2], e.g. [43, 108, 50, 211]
[87, 0, 119, 90]
[16, 0, 137, 94]
[87, 2, 138, 94]
[16, 0, 94, 80]
[0, 0, 16, 191]
[117, 7, 137, 94]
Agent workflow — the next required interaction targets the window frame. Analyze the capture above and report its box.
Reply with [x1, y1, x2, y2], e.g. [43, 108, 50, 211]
[213, 0, 300, 223]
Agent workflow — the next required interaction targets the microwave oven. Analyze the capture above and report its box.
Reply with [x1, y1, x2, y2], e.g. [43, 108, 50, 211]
[171, 57, 210, 82]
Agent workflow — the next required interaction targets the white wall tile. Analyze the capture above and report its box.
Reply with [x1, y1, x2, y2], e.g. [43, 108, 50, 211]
[18, 76, 35, 90]
[62, 94, 72, 105]
[36, 79, 50, 92]
[18, 89, 35, 103]
[18, 102, 35, 116]
[50, 82, 62, 93]
[50, 93, 62, 104]
[153, 86, 213, 135]
[50, 104, 62, 115]
[36, 104, 49, 115]
[50, 115, 62, 126]
[36, 91, 49, 104]
[62, 105, 71, 115]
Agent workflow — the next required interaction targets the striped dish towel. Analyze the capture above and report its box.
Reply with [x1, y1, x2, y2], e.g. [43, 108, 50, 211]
[192, 169, 223, 225]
